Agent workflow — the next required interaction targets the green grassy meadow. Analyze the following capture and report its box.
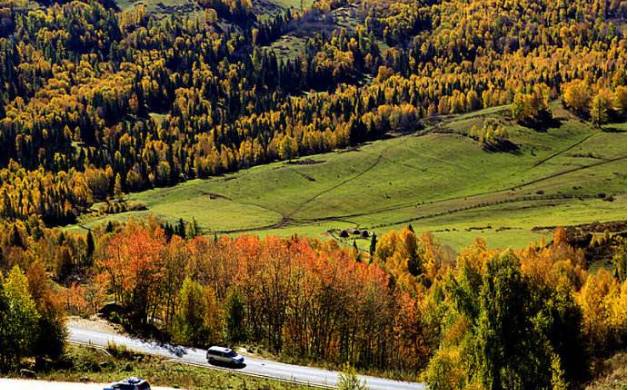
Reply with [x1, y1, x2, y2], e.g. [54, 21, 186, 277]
[69, 105, 627, 251]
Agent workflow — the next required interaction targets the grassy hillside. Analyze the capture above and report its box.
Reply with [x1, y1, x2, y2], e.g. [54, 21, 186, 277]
[69, 105, 627, 250]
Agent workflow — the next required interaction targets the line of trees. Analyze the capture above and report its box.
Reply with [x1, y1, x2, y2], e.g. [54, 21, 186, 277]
[0, 215, 625, 387]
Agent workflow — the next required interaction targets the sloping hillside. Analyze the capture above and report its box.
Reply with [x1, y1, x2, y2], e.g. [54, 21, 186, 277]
[69, 104, 627, 249]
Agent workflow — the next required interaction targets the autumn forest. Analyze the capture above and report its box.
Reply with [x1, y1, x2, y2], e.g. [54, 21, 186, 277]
[0, 0, 626, 388]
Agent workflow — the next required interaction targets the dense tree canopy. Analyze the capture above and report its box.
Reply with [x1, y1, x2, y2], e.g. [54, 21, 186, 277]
[0, 212, 624, 387]
[0, 0, 625, 381]
[0, 0, 624, 224]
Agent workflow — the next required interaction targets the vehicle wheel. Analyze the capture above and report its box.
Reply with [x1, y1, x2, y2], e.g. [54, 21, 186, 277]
[208, 357, 215, 365]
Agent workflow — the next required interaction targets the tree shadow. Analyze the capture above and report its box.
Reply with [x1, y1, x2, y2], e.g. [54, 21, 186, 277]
[518, 113, 563, 132]
[483, 139, 521, 154]
[601, 125, 626, 133]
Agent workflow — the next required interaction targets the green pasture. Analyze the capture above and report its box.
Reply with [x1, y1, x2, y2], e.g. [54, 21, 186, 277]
[69, 105, 627, 251]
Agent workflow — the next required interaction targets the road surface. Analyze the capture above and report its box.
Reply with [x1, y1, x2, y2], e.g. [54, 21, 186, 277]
[68, 325, 425, 390]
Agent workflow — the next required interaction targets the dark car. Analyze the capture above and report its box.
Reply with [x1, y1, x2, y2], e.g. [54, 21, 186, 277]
[103, 377, 151, 390]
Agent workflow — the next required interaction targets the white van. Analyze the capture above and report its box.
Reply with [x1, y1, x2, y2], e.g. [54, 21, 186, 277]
[206, 346, 245, 367]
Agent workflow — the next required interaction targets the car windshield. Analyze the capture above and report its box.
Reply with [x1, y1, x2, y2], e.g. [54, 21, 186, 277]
[226, 350, 237, 357]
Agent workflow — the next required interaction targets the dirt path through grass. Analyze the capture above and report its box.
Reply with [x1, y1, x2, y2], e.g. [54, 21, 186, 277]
[532, 132, 596, 167]
[286, 152, 384, 219]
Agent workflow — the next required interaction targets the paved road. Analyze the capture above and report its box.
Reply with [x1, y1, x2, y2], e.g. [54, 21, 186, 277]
[68, 325, 426, 390]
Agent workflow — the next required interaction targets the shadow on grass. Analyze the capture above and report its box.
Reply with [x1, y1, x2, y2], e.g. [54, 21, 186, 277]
[518, 114, 563, 132]
[601, 125, 627, 133]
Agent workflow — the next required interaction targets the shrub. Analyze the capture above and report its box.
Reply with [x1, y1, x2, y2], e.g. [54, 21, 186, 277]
[338, 364, 367, 390]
